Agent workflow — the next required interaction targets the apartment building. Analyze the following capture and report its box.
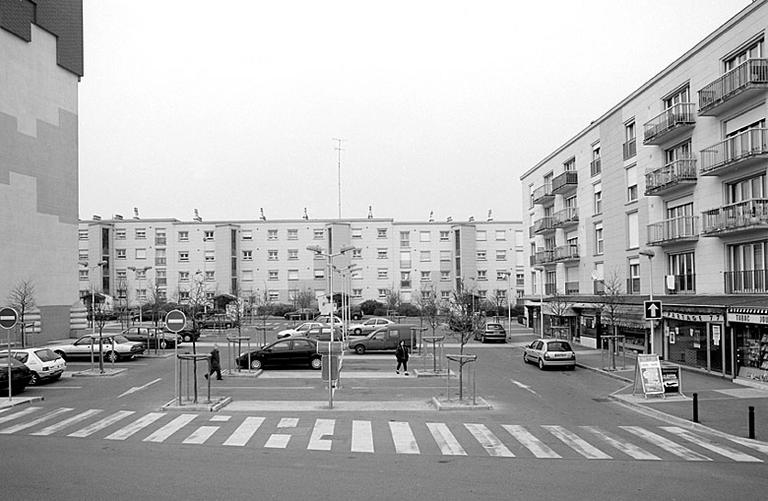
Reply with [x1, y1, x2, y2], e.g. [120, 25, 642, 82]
[521, 0, 768, 382]
[78, 214, 525, 315]
[1, 1, 84, 343]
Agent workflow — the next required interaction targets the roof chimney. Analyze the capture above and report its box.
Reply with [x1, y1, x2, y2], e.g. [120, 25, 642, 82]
[367, 205, 373, 219]
[260, 208, 266, 221]
[133, 207, 140, 219]
[468, 216, 475, 222]
[487, 209, 493, 222]
[447, 216, 453, 223]
[193, 209, 202, 222]
[302, 208, 309, 220]
[92, 214, 101, 221]
[113, 214, 123, 220]
[428, 210, 434, 223]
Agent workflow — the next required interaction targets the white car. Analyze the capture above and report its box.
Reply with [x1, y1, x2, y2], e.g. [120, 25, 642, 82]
[523, 338, 576, 370]
[276, 322, 326, 339]
[348, 317, 394, 336]
[50, 333, 145, 362]
[2, 348, 66, 385]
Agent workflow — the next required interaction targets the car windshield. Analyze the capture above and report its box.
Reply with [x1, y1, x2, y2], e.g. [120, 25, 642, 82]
[486, 324, 503, 330]
[34, 349, 59, 362]
[111, 335, 130, 344]
[547, 341, 572, 352]
[0, 356, 24, 367]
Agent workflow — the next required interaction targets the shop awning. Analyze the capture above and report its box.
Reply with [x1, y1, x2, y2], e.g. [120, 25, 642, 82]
[729, 306, 768, 315]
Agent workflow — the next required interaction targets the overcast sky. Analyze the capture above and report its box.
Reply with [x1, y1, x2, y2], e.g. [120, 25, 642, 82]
[78, 0, 750, 223]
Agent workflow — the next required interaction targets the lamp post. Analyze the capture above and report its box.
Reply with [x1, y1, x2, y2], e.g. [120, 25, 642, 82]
[533, 266, 545, 337]
[639, 249, 655, 355]
[332, 263, 361, 343]
[501, 270, 512, 333]
[128, 266, 153, 325]
[79, 260, 107, 372]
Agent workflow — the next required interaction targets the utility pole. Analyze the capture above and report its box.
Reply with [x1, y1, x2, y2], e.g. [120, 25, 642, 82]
[333, 138, 345, 219]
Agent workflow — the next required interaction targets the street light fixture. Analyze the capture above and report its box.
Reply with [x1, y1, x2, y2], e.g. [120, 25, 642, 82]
[639, 249, 655, 354]
[128, 266, 153, 325]
[533, 265, 545, 337]
[500, 270, 513, 333]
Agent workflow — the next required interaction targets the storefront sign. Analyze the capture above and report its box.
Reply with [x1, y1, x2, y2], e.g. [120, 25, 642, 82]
[635, 354, 664, 396]
[662, 311, 723, 323]
[661, 364, 682, 395]
[712, 325, 721, 347]
[728, 312, 768, 325]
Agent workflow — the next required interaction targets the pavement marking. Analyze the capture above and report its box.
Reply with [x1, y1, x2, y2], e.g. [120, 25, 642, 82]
[278, 417, 299, 428]
[0, 407, 73, 434]
[581, 426, 660, 460]
[118, 378, 162, 398]
[68, 410, 135, 438]
[725, 435, 768, 456]
[502, 425, 560, 458]
[225, 400, 434, 412]
[209, 415, 231, 422]
[30, 409, 103, 436]
[426, 422, 466, 456]
[714, 388, 768, 399]
[27, 386, 83, 389]
[308, 418, 335, 451]
[510, 379, 538, 396]
[104, 412, 164, 441]
[222, 416, 265, 447]
[0, 406, 41, 425]
[390, 421, 420, 454]
[620, 426, 711, 461]
[661, 427, 763, 462]
[464, 423, 514, 457]
[543, 425, 611, 459]
[264, 434, 292, 448]
[351, 420, 374, 453]
[143, 414, 197, 443]
[182, 425, 219, 444]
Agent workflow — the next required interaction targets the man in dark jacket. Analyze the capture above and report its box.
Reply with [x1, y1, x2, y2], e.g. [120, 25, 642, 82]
[395, 340, 409, 376]
[205, 345, 222, 380]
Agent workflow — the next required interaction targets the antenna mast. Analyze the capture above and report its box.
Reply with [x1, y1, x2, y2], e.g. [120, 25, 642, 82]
[333, 138, 345, 219]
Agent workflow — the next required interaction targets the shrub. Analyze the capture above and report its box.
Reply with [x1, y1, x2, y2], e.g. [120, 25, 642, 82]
[359, 300, 383, 315]
[397, 303, 421, 317]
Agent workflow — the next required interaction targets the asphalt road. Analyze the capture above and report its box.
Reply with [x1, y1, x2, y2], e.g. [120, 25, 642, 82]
[2, 321, 767, 500]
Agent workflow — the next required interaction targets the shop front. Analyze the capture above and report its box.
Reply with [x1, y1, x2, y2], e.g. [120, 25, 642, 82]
[662, 309, 729, 376]
[730, 307, 768, 381]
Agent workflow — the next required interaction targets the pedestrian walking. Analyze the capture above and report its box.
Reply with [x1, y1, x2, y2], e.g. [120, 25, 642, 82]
[395, 340, 409, 376]
[205, 344, 222, 380]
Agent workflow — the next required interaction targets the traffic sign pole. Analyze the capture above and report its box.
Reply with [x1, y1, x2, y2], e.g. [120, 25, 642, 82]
[164, 310, 187, 406]
[1, 307, 20, 402]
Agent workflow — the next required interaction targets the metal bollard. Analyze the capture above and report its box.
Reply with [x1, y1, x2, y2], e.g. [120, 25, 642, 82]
[748, 406, 755, 440]
[692, 392, 699, 423]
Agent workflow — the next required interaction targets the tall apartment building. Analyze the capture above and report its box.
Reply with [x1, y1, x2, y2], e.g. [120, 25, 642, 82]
[520, 0, 768, 383]
[78, 214, 525, 315]
[1, 1, 84, 343]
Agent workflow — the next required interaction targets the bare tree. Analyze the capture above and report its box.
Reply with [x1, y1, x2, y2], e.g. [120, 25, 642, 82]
[115, 276, 130, 329]
[293, 288, 315, 310]
[547, 289, 573, 341]
[415, 285, 442, 338]
[447, 282, 483, 400]
[253, 288, 274, 346]
[595, 269, 627, 369]
[147, 279, 167, 326]
[384, 287, 401, 317]
[185, 274, 210, 354]
[7, 279, 36, 348]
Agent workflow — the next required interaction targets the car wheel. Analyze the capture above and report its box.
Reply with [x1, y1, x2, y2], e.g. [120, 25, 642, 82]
[54, 350, 67, 362]
[105, 351, 119, 363]
[250, 359, 262, 370]
[523, 353, 528, 364]
[354, 328, 362, 335]
[29, 372, 40, 385]
[52, 373, 62, 381]
[310, 357, 322, 370]
[538, 358, 545, 370]
[183, 334, 192, 343]
[354, 345, 365, 355]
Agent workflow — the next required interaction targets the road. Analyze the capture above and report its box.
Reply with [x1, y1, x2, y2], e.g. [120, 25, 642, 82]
[2, 321, 766, 500]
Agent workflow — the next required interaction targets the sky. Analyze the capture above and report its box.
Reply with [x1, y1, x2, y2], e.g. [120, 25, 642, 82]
[78, 0, 752, 224]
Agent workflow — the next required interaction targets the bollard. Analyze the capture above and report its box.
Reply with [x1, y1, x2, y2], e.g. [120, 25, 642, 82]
[748, 406, 755, 440]
[692, 392, 699, 423]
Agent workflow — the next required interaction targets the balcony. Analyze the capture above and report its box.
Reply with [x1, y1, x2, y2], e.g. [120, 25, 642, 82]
[532, 217, 555, 234]
[646, 216, 699, 246]
[590, 158, 601, 177]
[626, 277, 641, 294]
[554, 244, 579, 262]
[724, 270, 767, 294]
[666, 274, 696, 294]
[698, 58, 768, 116]
[553, 207, 578, 228]
[565, 281, 579, 295]
[623, 139, 636, 160]
[645, 158, 697, 196]
[551, 171, 578, 195]
[545, 283, 557, 296]
[154, 257, 167, 266]
[700, 128, 768, 177]
[533, 249, 555, 266]
[702, 199, 768, 236]
[642, 103, 696, 145]
[532, 184, 554, 205]
[154, 237, 167, 246]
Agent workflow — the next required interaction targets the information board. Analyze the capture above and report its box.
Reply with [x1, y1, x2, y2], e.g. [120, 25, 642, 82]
[635, 354, 664, 396]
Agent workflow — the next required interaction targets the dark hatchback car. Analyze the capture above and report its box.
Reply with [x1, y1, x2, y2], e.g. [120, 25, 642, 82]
[0, 356, 33, 394]
[236, 337, 321, 371]
[122, 327, 180, 349]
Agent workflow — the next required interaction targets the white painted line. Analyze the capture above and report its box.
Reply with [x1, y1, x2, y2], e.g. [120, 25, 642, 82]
[543, 425, 611, 459]
[26, 386, 83, 390]
[661, 427, 762, 462]
[278, 417, 299, 428]
[307, 418, 335, 451]
[351, 420, 374, 453]
[502, 425, 560, 458]
[265, 433, 292, 448]
[144, 414, 197, 443]
[182, 425, 219, 444]
[724, 435, 768, 456]
[68, 410, 135, 438]
[620, 426, 710, 461]
[390, 421, 420, 454]
[465, 423, 514, 457]
[31, 409, 103, 436]
[104, 412, 165, 441]
[209, 415, 231, 422]
[223, 416, 264, 447]
[510, 379, 538, 395]
[581, 426, 660, 460]
[427, 422, 466, 456]
[224, 400, 433, 412]
[118, 378, 162, 398]
[0, 406, 41, 425]
[0, 407, 72, 434]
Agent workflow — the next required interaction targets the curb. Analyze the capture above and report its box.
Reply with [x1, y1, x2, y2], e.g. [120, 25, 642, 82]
[431, 396, 492, 411]
[0, 395, 44, 409]
[160, 396, 232, 412]
[576, 362, 633, 383]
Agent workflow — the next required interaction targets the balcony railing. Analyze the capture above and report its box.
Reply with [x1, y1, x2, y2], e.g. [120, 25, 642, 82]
[155, 257, 167, 266]
[646, 216, 699, 245]
[554, 244, 579, 261]
[545, 283, 557, 296]
[565, 281, 579, 295]
[533, 217, 555, 234]
[553, 207, 578, 227]
[623, 138, 636, 160]
[154, 237, 167, 246]
[534, 249, 555, 265]
[698, 58, 768, 115]
[666, 274, 696, 294]
[532, 184, 554, 205]
[725, 270, 767, 294]
[644, 158, 697, 195]
[626, 277, 641, 294]
[642, 103, 696, 145]
[702, 199, 768, 236]
[590, 158, 601, 177]
[700, 128, 768, 176]
[593, 280, 605, 295]
[551, 171, 578, 195]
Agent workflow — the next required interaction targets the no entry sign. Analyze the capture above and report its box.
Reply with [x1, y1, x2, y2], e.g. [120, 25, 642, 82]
[0, 307, 19, 330]
[164, 309, 187, 333]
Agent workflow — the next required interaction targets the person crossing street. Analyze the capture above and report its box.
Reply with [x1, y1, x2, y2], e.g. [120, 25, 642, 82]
[204, 344, 222, 380]
[395, 340, 409, 376]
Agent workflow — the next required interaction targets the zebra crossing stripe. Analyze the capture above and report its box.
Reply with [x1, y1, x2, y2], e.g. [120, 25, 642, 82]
[543, 425, 611, 459]
[183, 426, 219, 444]
[278, 417, 299, 428]
[223, 416, 264, 447]
[426, 422, 466, 456]
[502, 425, 560, 458]
[661, 427, 763, 463]
[465, 423, 514, 457]
[144, 414, 197, 443]
[30, 409, 103, 436]
[724, 435, 768, 456]
[308, 419, 335, 451]
[265, 434, 292, 448]
[0, 406, 41, 426]
[390, 421, 419, 454]
[581, 426, 660, 460]
[104, 412, 164, 441]
[68, 410, 135, 438]
[351, 420, 374, 453]
[0, 407, 73, 434]
[620, 426, 710, 461]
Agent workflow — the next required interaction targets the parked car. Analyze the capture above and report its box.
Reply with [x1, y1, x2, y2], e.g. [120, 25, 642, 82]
[348, 324, 417, 354]
[276, 322, 325, 339]
[0, 355, 33, 394]
[50, 333, 145, 362]
[474, 322, 506, 343]
[348, 317, 394, 336]
[284, 308, 319, 321]
[314, 315, 343, 326]
[305, 325, 343, 342]
[2, 348, 65, 385]
[198, 314, 238, 329]
[235, 337, 322, 370]
[523, 339, 576, 370]
[122, 327, 180, 349]
[350, 308, 363, 321]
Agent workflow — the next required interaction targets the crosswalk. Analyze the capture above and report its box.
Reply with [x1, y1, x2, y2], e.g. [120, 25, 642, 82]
[1, 405, 766, 462]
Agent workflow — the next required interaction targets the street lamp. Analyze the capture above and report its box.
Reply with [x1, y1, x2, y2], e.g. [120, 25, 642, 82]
[332, 263, 361, 343]
[128, 266, 153, 325]
[639, 249, 655, 354]
[79, 260, 107, 372]
[533, 265, 545, 337]
[500, 270, 513, 333]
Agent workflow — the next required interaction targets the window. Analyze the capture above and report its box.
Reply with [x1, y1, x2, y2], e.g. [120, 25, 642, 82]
[78, 249, 88, 261]
[135, 228, 146, 240]
[664, 86, 690, 109]
[476, 230, 487, 241]
[401, 271, 411, 288]
[78, 229, 88, 240]
[268, 270, 279, 281]
[441, 290, 451, 300]
[420, 271, 431, 281]
[440, 271, 450, 281]
[313, 229, 325, 239]
[496, 289, 507, 299]
[134, 268, 148, 280]
[725, 38, 763, 72]
[352, 228, 362, 239]
[135, 248, 146, 260]
[267, 229, 278, 240]
[288, 269, 299, 281]
[268, 290, 279, 301]
[594, 223, 604, 255]
[496, 250, 507, 261]
[624, 120, 636, 159]
[177, 251, 188, 262]
[287, 249, 298, 260]
[204, 250, 215, 262]
[400, 231, 410, 247]
[419, 231, 431, 242]
[313, 268, 325, 280]
[496, 270, 508, 281]
[352, 288, 362, 298]
[179, 271, 190, 282]
[593, 183, 602, 214]
[377, 228, 387, 238]
[628, 257, 640, 294]
[378, 289, 387, 298]
[377, 248, 388, 259]
[377, 268, 388, 279]
[352, 248, 362, 259]
[563, 157, 576, 172]
[79, 269, 88, 280]
[351, 269, 362, 280]
[116, 269, 127, 280]
[726, 173, 765, 204]
[626, 165, 638, 202]
[627, 212, 639, 249]
[477, 250, 487, 261]
[591, 145, 601, 176]
[242, 230, 252, 240]
[242, 270, 253, 282]
[668, 251, 696, 293]
[179, 291, 190, 301]
[204, 271, 215, 281]
[440, 250, 451, 262]
[178, 231, 189, 241]
[268, 250, 278, 261]
[420, 250, 431, 262]
[477, 290, 487, 299]
[287, 229, 298, 240]
[477, 270, 487, 281]
[242, 250, 253, 261]
[115, 228, 126, 240]
[204, 230, 214, 241]
[136, 289, 147, 301]
[439, 231, 450, 241]
[495, 230, 506, 241]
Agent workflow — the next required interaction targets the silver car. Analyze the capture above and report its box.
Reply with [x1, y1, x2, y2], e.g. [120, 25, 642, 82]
[50, 334, 145, 363]
[523, 339, 576, 370]
[348, 317, 394, 336]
